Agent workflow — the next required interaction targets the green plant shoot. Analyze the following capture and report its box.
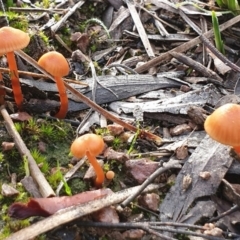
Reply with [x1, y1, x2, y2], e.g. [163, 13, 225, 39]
[212, 11, 225, 54]
[23, 155, 30, 177]
[228, 0, 240, 12]
[57, 161, 72, 196]
[128, 122, 140, 154]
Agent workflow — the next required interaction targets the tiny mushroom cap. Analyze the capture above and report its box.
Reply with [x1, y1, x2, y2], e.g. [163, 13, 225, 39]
[71, 134, 105, 158]
[38, 51, 69, 77]
[106, 170, 115, 180]
[204, 103, 240, 146]
[0, 26, 30, 54]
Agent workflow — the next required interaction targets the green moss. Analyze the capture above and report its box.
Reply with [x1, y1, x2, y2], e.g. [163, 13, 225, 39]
[48, 168, 63, 189]
[35, 0, 51, 8]
[38, 31, 50, 45]
[42, 0, 50, 8]
[68, 178, 88, 195]
[14, 118, 73, 144]
[112, 137, 122, 150]
[0, 11, 28, 32]
[6, 0, 14, 8]
[0, 152, 4, 162]
[95, 128, 109, 136]
[30, 149, 49, 174]
[53, 14, 60, 21]
[0, 183, 31, 239]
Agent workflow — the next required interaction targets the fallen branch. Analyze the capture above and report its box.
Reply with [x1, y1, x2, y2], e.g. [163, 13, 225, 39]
[6, 184, 159, 240]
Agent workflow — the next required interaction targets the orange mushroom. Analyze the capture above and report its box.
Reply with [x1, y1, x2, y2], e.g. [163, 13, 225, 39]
[38, 51, 69, 119]
[70, 133, 105, 187]
[0, 26, 30, 108]
[204, 103, 240, 154]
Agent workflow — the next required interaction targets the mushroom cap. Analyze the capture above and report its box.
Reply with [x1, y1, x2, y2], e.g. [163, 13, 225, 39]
[204, 103, 240, 146]
[70, 133, 105, 158]
[38, 51, 69, 77]
[0, 26, 30, 54]
[106, 170, 115, 180]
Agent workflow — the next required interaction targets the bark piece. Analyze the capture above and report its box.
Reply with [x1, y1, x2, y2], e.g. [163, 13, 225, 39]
[104, 148, 129, 163]
[93, 206, 119, 223]
[138, 193, 160, 211]
[159, 136, 234, 223]
[20, 72, 185, 112]
[109, 84, 222, 116]
[125, 159, 159, 184]
[107, 124, 124, 136]
[122, 229, 145, 239]
[180, 200, 216, 224]
[1, 183, 19, 197]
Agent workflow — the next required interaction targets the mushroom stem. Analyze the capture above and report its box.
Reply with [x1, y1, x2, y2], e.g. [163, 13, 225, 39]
[86, 150, 104, 187]
[54, 76, 68, 119]
[6, 52, 23, 108]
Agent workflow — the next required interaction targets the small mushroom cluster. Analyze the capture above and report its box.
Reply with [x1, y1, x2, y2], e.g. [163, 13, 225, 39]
[0, 26, 69, 119]
[70, 133, 105, 187]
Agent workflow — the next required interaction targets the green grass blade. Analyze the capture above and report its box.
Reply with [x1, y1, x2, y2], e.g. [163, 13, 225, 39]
[212, 11, 225, 54]
[228, 0, 239, 11]
[216, 0, 225, 7]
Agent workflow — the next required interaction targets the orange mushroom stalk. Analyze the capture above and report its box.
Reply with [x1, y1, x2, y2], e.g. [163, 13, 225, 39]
[204, 103, 240, 154]
[0, 27, 30, 108]
[38, 51, 69, 119]
[70, 133, 105, 187]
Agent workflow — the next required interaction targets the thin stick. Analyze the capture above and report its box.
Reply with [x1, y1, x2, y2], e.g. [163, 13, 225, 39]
[0, 105, 55, 198]
[76, 221, 177, 240]
[0, 67, 88, 86]
[9, 7, 65, 13]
